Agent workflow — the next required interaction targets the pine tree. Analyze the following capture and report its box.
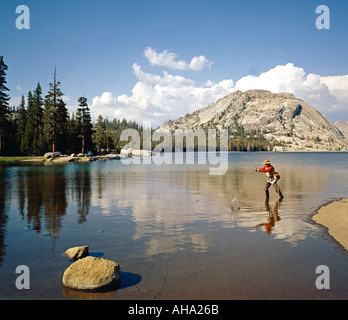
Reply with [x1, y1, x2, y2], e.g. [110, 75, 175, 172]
[32, 83, 45, 154]
[23, 90, 34, 154]
[17, 95, 27, 154]
[67, 112, 79, 153]
[76, 96, 93, 154]
[23, 83, 45, 155]
[93, 115, 106, 152]
[43, 68, 68, 153]
[0, 56, 10, 155]
[56, 98, 69, 152]
[32, 83, 44, 124]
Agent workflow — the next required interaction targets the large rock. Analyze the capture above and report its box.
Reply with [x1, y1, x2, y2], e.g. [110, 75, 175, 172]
[62, 256, 121, 291]
[64, 246, 89, 261]
[44, 151, 61, 159]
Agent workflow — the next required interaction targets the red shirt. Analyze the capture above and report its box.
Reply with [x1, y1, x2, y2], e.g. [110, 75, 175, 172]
[259, 165, 275, 177]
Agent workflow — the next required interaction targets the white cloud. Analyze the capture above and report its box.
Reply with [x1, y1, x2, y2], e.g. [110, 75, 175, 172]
[8, 96, 22, 107]
[62, 94, 71, 103]
[235, 63, 307, 93]
[144, 47, 213, 71]
[92, 92, 117, 106]
[320, 75, 348, 113]
[91, 54, 348, 127]
[91, 63, 233, 126]
[132, 62, 195, 87]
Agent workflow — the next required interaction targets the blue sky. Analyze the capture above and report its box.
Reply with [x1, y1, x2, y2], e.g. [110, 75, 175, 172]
[1, 0, 348, 126]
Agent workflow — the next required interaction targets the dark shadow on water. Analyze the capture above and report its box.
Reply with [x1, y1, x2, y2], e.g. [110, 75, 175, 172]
[89, 252, 104, 258]
[120, 271, 142, 289]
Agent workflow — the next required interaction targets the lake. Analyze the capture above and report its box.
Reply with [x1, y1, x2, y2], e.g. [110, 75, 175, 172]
[1, 152, 348, 299]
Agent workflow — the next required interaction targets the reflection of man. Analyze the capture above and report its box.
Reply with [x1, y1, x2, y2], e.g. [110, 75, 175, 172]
[255, 159, 283, 198]
[256, 198, 282, 235]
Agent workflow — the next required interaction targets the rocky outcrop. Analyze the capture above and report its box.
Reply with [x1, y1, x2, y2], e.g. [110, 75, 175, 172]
[62, 256, 121, 291]
[335, 121, 348, 139]
[43, 152, 61, 159]
[64, 246, 89, 261]
[43, 154, 121, 165]
[120, 148, 153, 157]
[159, 90, 348, 151]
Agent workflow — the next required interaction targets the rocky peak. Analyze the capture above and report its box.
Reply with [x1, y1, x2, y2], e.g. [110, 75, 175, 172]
[159, 89, 348, 152]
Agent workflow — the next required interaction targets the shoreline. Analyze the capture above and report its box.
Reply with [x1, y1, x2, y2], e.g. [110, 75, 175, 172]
[312, 198, 348, 252]
[0, 154, 125, 165]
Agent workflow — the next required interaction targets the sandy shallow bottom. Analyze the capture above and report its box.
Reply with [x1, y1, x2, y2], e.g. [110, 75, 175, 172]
[313, 198, 348, 252]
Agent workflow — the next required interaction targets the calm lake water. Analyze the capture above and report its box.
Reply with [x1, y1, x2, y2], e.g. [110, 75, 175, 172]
[1, 152, 348, 299]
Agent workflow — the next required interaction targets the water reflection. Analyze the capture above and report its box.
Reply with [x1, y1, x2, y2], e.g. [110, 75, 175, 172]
[62, 286, 118, 300]
[0, 169, 8, 266]
[73, 165, 91, 223]
[1, 152, 348, 299]
[0, 153, 347, 266]
[24, 167, 67, 237]
[256, 198, 282, 235]
[3, 165, 93, 232]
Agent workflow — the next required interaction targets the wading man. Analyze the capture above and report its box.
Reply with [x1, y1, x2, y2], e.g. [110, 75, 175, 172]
[255, 159, 283, 198]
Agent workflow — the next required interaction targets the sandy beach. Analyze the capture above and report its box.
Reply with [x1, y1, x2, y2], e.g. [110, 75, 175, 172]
[313, 198, 348, 251]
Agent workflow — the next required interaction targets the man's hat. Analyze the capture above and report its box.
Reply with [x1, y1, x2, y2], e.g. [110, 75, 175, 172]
[263, 159, 271, 164]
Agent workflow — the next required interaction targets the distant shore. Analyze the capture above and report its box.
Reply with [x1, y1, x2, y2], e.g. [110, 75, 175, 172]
[312, 198, 348, 251]
[0, 156, 43, 164]
[0, 149, 157, 165]
[0, 154, 124, 165]
[1, 150, 347, 166]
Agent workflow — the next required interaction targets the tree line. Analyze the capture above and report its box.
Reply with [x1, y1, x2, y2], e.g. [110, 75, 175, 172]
[0, 56, 140, 156]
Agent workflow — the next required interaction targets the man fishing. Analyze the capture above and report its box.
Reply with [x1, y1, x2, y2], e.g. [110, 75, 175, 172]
[255, 159, 283, 198]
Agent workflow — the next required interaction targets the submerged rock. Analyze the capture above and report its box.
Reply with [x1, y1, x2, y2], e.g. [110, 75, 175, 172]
[64, 246, 89, 261]
[63, 285, 117, 299]
[62, 256, 121, 291]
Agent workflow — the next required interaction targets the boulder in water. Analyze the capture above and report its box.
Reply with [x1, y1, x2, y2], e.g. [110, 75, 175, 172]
[64, 246, 89, 261]
[62, 256, 121, 291]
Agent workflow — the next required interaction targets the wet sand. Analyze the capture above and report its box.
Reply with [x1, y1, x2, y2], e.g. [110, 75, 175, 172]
[313, 198, 348, 251]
